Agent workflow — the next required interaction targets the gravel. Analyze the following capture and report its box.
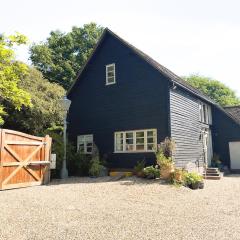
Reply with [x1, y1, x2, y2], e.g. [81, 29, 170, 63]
[0, 175, 240, 240]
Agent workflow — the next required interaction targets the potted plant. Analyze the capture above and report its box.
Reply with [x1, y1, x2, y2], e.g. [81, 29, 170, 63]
[170, 168, 185, 184]
[156, 150, 174, 180]
[143, 165, 160, 179]
[133, 160, 145, 177]
[183, 172, 203, 190]
[155, 138, 175, 180]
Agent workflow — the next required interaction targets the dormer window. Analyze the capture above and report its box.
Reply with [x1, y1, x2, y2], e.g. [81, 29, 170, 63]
[106, 63, 116, 85]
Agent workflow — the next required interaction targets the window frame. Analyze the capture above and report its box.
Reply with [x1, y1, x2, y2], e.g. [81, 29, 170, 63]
[106, 63, 116, 85]
[199, 102, 212, 125]
[77, 134, 93, 154]
[114, 129, 157, 153]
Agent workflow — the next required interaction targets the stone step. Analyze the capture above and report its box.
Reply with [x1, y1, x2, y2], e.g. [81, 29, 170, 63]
[206, 168, 219, 173]
[203, 172, 220, 176]
[207, 167, 219, 170]
[203, 175, 221, 180]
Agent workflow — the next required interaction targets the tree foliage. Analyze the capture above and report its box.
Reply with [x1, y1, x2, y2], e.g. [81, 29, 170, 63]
[184, 74, 240, 106]
[30, 23, 104, 89]
[0, 33, 32, 125]
[3, 67, 65, 135]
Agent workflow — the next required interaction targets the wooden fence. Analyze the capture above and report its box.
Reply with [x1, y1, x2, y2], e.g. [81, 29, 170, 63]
[0, 129, 52, 190]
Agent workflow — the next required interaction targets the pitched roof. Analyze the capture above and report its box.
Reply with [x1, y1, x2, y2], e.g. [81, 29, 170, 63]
[224, 106, 240, 122]
[67, 28, 214, 104]
[67, 28, 240, 127]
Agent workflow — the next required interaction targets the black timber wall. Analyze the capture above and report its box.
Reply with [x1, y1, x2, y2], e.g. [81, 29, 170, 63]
[170, 88, 208, 168]
[212, 107, 240, 168]
[68, 32, 170, 169]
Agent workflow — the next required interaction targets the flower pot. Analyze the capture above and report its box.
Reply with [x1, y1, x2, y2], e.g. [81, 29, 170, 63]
[160, 166, 174, 180]
[190, 182, 200, 190]
[146, 173, 155, 179]
[136, 171, 144, 178]
[198, 181, 204, 189]
[174, 172, 183, 182]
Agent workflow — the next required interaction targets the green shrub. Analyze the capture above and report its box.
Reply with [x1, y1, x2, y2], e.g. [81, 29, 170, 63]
[89, 159, 105, 177]
[155, 149, 173, 169]
[134, 160, 145, 174]
[143, 165, 160, 179]
[183, 172, 203, 186]
[170, 169, 186, 185]
[69, 152, 92, 176]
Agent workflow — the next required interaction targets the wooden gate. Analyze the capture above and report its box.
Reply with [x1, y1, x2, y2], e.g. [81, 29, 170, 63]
[0, 129, 52, 190]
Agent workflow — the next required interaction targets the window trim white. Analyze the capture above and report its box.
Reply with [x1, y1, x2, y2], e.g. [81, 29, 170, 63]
[199, 102, 212, 125]
[114, 129, 157, 153]
[77, 134, 93, 154]
[106, 63, 116, 85]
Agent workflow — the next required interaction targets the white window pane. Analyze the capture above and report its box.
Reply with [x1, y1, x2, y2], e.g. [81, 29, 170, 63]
[147, 144, 154, 151]
[126, 138, 133, 144]
[87, 147, 92, 153]
[147, 131, 153, 137]
[136, 131, 144, 138]
[107, 71, 115, 77]
[107, 65, 114, 72]
[136, 145, 144, 150]
[116, 144, 123, 151]
[79, 144, 84, 153]
[107, 76, 115, 83]
[85, 135, 93, 141]
[136, 138, 144, 144]
[147, 137, 154, 143]
[126, 132, 133, 138]
[126, 145, 134, 151]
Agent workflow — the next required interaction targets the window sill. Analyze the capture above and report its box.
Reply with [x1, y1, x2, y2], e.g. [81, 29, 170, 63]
[114, 151, 155, 154]
[106, 82, 116, 86]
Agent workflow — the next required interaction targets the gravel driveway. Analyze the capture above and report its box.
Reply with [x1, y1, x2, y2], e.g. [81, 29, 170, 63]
[0, 175, 240, 240]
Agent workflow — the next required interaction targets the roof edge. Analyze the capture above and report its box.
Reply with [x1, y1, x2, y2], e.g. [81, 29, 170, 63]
[67, 28, 109, 96]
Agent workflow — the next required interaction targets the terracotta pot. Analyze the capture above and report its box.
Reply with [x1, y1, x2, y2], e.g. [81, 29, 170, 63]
[136, 171, 144, 178]
[160, 166, 174, 180]
[174, 171, 183, 182]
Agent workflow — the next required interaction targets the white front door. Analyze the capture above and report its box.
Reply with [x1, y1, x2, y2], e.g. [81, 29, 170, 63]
[229, 142, 240, 169]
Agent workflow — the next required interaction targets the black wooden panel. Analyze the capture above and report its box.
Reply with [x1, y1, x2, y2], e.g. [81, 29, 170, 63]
[212, 107, 240, 168]
[67, 32, 170, 169]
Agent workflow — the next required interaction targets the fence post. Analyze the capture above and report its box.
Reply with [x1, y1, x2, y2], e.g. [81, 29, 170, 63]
[43, 135, 52, 185]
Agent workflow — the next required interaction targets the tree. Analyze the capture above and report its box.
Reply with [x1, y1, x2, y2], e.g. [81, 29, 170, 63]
[3, 67, 65, 135]
[0, 33, 32, 125]
[184, 74, 240, 106]
[30, 23, 104, 89]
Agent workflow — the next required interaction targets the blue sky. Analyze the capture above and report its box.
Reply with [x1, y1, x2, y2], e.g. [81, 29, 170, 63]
[1, 0, 240, 96]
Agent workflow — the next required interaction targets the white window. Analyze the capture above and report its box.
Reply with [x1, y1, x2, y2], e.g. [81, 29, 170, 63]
[114, 129, 157, 153]
[77, 134, 93, 154]
[106, 63, 116, 85]
[199, 102, 212, 124]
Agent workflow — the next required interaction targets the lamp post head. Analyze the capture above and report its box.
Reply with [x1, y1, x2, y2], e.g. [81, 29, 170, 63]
[60, 96, 71, 112]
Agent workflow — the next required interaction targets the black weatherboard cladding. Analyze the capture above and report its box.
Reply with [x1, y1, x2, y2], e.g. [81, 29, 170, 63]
[212, 107, 240, 168]
[67, 28, 240, 170]
[68, 32, 170, 168]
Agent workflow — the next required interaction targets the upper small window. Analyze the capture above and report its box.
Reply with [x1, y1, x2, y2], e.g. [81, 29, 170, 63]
[106, 63, 116, 85]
